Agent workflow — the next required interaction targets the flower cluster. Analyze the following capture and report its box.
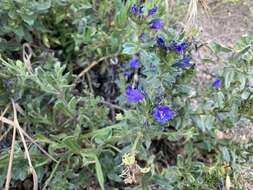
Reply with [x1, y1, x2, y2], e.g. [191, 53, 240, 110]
[129, 57, 139, 69]
[125, 84, 174, 124]
[149, 19, 164, 30]
[212, 79, 222, 89]
[131, 3, 163, 30]
[156, 36, 166, 49]
[3, 79, 12, 88]
[125, 85, 144, 103]
[124, 3, 197, 125]
[169, 41, 189, 53]
[124, 3, 178, 125]
[172, 56, 192, 69]
[152, 106, 174, 124]
[131, 4, 158, 17]
[147, 5, 157, 17]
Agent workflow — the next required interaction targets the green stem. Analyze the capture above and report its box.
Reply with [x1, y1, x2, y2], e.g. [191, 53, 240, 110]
[42, 158, 62, 190]
[131, 132, 142, 155]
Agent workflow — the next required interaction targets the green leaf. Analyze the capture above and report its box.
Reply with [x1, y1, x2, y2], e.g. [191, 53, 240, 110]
[21, 14, 36, 26]
[91, 127, 112, 144]
[210, 42, 232, 53]
[94, 156, 105, 190]
[122, 43, 138, 55]
[62, 136, 81, 153]
[221, 147, 230, 162]
[192, 115, 215, 132]
[224, 68, 235, 89]
[32, 1, 51, 12]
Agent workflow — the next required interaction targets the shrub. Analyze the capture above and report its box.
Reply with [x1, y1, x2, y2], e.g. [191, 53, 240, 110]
[0, 0, 252, 189]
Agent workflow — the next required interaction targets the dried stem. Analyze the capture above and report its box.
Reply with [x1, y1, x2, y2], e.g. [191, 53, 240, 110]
[4, 118, 16, 190]
[165, 0, 174, 25]
[75, 53, 118, 83]
[22, 43, 33, 74]
[11, 99, 38, 190]
[185, 0, 199, 31]
[0, 116, 57, 163]
[100, 100, 125, 112]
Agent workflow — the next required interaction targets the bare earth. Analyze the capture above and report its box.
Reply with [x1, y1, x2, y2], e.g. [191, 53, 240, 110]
[198, 0, 253, 46]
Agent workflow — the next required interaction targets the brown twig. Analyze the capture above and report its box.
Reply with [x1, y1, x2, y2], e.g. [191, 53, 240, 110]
[165, 0, 174, 25]
[0, 104, 11, 143]
[0, 127, 12, 143]
[4, 117, 16, 190]
[11, 99, 38, 190]
[0, 116, 57, 163]
[75, 54, 118, 83]
[185, 0, 199, 31]
[20, 127, 57, 162]
[22, 43, 33, 74]
[76, 61, 98, 81]
[86, 73, 94, 94]
[100, 100, 125, 112]
[165, 0, 174, 17]
[1, 104, 10, 128]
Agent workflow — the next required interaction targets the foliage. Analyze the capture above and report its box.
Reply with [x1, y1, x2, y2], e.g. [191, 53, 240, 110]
[0, 0, 252, 189]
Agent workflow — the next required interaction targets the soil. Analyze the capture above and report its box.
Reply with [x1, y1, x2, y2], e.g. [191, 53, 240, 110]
[198, 0, 253, 46]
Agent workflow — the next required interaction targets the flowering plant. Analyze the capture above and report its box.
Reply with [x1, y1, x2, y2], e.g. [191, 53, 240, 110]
[0, 0, 252, 189]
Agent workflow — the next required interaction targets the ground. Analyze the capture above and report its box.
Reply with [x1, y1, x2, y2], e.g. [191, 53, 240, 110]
[198, 0, 253, 46]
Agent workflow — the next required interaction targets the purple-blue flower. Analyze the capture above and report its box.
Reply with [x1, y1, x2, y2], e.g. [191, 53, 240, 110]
[172, 56, 192, 68]
[170, 41, 188, 53]
[212, 79, 221, 89]
[129, 57, 139, 69]
[139, 5, 144, 14]
[152, 106, 174, 124]
[139, 32, 145, 41]
[148, 5, 157, 16]
[123, 71, 130, 78]
[3, 79, 12, 88]
[149, 19, 164, 29]
[131, 4, 138, 15]
[125, 85, 144, 103]
[156, 36, 166, 49]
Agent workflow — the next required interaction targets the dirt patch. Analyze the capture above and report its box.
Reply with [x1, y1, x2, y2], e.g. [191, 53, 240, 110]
[198, 0, 253, 46]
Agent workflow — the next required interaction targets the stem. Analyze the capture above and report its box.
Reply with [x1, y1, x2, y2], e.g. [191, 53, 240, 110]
[131, 132, 142, 155]
[42, 158, 62, 190]
[5, 122, 16, 190]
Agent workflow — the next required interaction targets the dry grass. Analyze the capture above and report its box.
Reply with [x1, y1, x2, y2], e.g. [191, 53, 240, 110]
[0, 100, 57, 190]
[183, 0, 210, 32]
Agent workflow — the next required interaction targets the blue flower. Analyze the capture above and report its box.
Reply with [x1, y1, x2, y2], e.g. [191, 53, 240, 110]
[3, 79, 12, 88]
[139, 5, 144, 14]
[125, 85, 144, 103]
[170, 41, 188, 53]
[156, 36, 166, 49]
[172, 56, 192, 68]
[149, 19, 164, 29]
[139, 32, 145, 41]
[212, 79, 221, 89]
[123, 71, 130, 78]
[148, 5, 157, 16]
[152, 106, 174, 124]
[131, 4, 138, 15]
[129, 57, 139, 69]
